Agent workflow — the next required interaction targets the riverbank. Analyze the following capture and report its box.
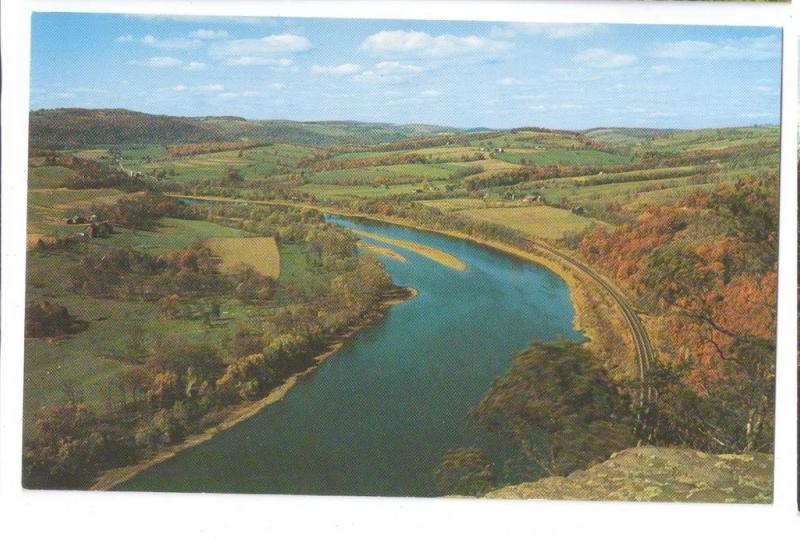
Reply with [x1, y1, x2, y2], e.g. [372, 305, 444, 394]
[173, 194, 637, 381]
[90, 285, 417, 491]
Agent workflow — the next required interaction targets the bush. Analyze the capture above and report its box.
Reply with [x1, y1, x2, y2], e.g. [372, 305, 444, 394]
[25, 301, 86, 338]
[471, 341, 634, 478]
[23, 403, 136, 489]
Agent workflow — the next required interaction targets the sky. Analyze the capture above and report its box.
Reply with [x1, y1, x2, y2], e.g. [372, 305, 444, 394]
[29, 13, 782, 130]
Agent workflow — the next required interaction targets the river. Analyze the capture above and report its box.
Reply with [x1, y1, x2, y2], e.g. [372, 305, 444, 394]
[117, 213, 583, 496]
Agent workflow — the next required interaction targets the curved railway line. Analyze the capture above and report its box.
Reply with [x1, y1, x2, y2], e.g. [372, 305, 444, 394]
[527, 238, 657, 406]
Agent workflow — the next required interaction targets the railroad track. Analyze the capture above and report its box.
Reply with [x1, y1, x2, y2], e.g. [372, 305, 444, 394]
[528, 238, 656, 406]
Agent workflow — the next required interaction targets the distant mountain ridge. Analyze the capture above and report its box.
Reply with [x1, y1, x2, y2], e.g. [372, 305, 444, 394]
[29, 108, 777, 150]
[28, 108, 460, 149]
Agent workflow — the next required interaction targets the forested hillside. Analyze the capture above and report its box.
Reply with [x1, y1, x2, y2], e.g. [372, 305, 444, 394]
[29, 109, 456, 149]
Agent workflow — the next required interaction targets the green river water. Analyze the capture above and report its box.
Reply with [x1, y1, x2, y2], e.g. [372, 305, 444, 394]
[118, 214, 583, 496]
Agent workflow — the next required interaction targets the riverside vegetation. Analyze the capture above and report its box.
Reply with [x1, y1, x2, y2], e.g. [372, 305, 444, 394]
[24, 109, 778, 499]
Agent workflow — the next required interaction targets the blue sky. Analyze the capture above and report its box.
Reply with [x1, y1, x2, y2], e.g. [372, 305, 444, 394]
[30, 13, 781, 129]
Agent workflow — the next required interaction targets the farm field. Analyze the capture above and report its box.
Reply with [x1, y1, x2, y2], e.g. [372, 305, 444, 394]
[306, 162, 468, 184]
[428, 202, 604, 240]
[295, 180, 452, 199]
[494, 149, 634, 166]
[131, 143, 319, 182]
[206, 236, 281, 278]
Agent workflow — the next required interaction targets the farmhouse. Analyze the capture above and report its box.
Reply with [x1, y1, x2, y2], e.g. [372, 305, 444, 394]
[523, 194, 543, 204]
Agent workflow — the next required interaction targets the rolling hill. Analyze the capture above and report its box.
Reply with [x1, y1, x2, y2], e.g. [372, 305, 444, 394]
[28, 108, 459, 149]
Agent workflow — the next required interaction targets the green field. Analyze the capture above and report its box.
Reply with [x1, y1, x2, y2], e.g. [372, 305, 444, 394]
[421, 199, 603, 240]
[331, 145, 481, 162]
[297, 180, 453, 200]
[307, 162, 467, 185]
[28, 166, 74, 189]
[132, 143, 319, 182]
[494, 149, 634, 166]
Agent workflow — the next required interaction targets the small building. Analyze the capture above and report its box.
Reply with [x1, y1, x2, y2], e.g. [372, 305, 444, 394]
[572, 205, 586, 216]
[523, 194, 543, 204]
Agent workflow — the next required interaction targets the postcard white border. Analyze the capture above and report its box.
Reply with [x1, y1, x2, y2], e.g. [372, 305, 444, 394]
[1, 1, 798, 539]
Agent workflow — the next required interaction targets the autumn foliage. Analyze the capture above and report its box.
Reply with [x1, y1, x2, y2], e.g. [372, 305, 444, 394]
[579, 176, 778, 452]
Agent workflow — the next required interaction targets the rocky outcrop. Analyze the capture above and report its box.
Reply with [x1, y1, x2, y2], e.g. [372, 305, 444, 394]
[485, 446, 772, 503]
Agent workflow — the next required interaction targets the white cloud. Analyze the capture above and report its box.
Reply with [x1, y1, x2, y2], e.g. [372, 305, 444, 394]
[128, 15, 275, 25]
[168, 83, 224, 92]
[529, 103, 583, 112]
[183, 61, 207, 71]
[312, 63, 362, 75]
[189, 29, 229, 39]
[497, 77, 523, 86]
[649, 64, 676, 75]
[361, 30, 511, 58]
[141, 34, 202, 49]
[210, 33, 311, 66]
[52, 92, 77, 99]
[420, 89, 441, 97]
[573, 48, 637, 68]
[652, 35, 780, 61]
[493, 23, 599, 40]
[115, 34, 134, 43]
[549, 67, 603, 82]
[67, 87, 109, 94]
[353, 61, 425, 83]
[217, 90, 264, 99]
[130, 56, 183, 68]
[755, 85, 778, 95]
[270, 82, 286, 89]
[511, 94, 544, 101]
[226, 57, 294, 67]
[646, 111, 677, 119]
[738, 112, 772, 119]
